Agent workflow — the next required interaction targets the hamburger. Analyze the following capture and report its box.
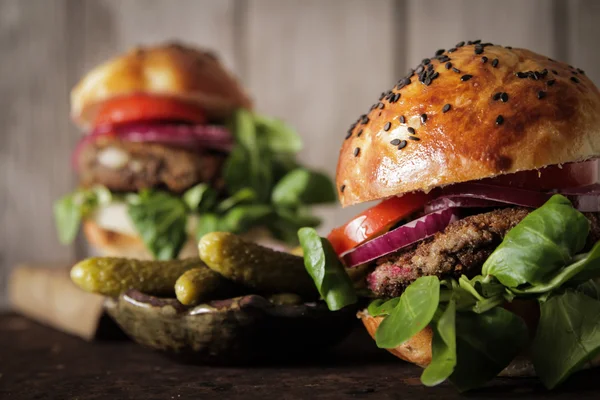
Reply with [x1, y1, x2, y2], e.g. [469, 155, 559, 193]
[298, 41, 600, 391]
[54, 42, 335, 260]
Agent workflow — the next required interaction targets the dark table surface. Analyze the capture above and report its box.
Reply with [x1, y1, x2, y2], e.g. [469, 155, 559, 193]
[1, 313, 600, 400]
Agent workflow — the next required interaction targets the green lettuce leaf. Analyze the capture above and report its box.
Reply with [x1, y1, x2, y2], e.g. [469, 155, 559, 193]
[127, 190, 188, 260]
[482, 195, 589, 287]
[375, 276, 440, 349]
[533, 290, 600, 389]
[298, 228, 356, 311]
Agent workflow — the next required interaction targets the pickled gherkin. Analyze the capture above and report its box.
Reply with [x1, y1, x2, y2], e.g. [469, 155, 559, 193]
[71, 257, 203, 297]
[199, 232, 317, 296]
[175, 267, 234, 306]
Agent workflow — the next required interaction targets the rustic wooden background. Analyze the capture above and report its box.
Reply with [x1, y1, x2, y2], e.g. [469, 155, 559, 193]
[1, 0, 599, 309]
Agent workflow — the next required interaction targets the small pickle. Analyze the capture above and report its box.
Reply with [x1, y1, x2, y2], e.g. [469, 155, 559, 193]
[268, 293, 304, 306]
[199, 232, 316, 296]
[71, 257, 203, 297]
[175, 267, 233, 306]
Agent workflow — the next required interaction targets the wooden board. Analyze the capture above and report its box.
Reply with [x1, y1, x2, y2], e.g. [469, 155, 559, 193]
[2, 313, 600, 399]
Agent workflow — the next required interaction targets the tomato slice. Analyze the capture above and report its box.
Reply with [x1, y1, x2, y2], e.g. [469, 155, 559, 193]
[94, 94, 206, 127]
[328, 192, 431, 256]
[483, 160, 598, 191]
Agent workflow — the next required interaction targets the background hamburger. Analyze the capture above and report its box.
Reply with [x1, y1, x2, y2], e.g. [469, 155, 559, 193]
[298, 40, 600, 391]
[55, 42, 335, 260]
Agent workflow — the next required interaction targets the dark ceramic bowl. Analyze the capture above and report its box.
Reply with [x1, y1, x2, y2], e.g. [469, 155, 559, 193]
[105, 290, 356, 365]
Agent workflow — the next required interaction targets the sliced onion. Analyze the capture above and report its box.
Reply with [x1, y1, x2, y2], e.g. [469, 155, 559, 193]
[438, 183, 552, 208]
[342, 208, 460, 268]
[435, 183, 600, 212]
[105, 123, 233, 152]
[72, 123, 232, 170]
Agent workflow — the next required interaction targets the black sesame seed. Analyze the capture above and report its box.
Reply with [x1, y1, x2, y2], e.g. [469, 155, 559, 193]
[345, 130, 352, 139]
[474, 46, 484, 55]
[452, 67, 461, 73]
[378, 102, 385, 109]
[384, 122, 391, 131]
[500, 92, 509, 102]
[353, 147, 360, 157]
[340, 184, 346, 193]
[427, 63, 434, 71]
[379, 92, 385, 100]
[577, 68, 585, 75]
[496, 115, 504, 125]
[445, 62, 452, 70]
[407, 127, 415, 135]
[571, 76, 580, 84]
[473, 39, 482, 44]
[448, 47, 457, 53]
[572, 70, 578, 75]
[493, 92, 502, 101]
[435, 49, 445, 56]
[397, 140, 407, 150]
[403, 77, 411, 86]
[399, 115, 406, 124]
[422, 58, 431, 65]
[537, 91, 546, 99]
[541, 69, 548, 77]
[467, 40, 473, 45]
[531, 71, 540, 80]
[491, 58, 499, 68]
[431, 72, 439, 80]
[481, 56, 488, 63]
[421, 114, 427, 124]
[361, 115, 369, 124]
[393, 93, 401, 102]
[408, 136, 420, 141]
[547, 79, 556, 86]
[505, 46, 512, 49]
[357, 129, 363, 137]
[424, 77, 432, 86]
[456, 41, 465, 47]
[442, 104, 451, 113]
[461, 74, 473, 82]
[390, 138, 401, 145]
[552, 69, 558, 75]
[439, 55, 450, 63]
[416, 65, 424, 74]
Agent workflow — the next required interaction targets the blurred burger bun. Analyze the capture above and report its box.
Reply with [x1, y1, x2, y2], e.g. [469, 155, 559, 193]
[71, 42, 253, 129]
[337, 46, 600, 207]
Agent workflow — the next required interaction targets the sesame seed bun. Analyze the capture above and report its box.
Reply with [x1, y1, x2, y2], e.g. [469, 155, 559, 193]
[337, 43, 600, 206]
[71, 42, 252, 129]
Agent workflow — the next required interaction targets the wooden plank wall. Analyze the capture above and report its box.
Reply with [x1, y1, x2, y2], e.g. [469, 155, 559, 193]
[1, 0, 599, 308]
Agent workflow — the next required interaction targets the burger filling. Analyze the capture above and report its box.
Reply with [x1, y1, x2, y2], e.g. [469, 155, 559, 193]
[299, 159, 600, 391]
[55, 94, 336, 259]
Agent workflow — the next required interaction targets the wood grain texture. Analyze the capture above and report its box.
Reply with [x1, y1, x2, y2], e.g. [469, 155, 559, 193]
[242, 0, 397, 233]
[405, 0, 558, 68]
[566, 0, 600, 85]
[0, 0, 75, 309]
[3, 313, 600, 399]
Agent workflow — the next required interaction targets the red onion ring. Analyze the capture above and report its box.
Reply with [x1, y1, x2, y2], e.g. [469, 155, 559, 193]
[72, 123, 232, 171]
[342, 208, 460, 268]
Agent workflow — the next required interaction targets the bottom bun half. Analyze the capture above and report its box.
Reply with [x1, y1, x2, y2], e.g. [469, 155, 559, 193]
[83, 220, 289, 260]
[359, 301, 600, 378]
